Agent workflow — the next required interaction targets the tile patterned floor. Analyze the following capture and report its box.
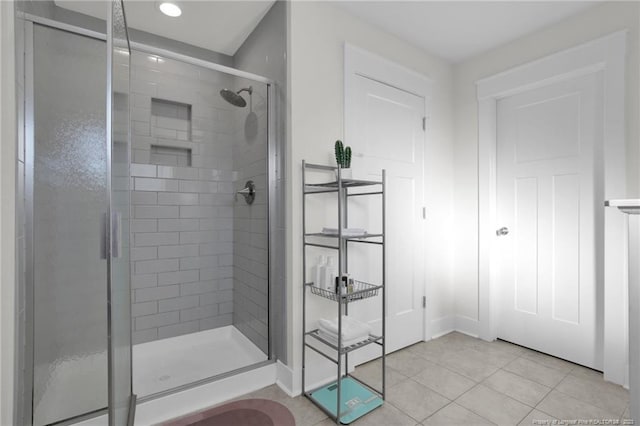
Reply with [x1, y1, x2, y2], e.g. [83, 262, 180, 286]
[237, 332, 631, 425]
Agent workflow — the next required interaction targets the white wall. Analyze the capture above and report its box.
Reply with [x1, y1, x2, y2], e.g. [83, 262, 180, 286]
[286, 1, 455, 393]
[0, 0, 16, 424]
[453, 1, 639, 377]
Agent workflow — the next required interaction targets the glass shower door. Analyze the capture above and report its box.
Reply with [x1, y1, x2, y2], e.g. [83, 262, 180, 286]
[31, 24, 109, 426]
[108, 0, 135, 424]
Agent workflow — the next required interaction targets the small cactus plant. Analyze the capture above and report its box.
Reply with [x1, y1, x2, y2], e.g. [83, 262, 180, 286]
[334, 140, 352, 168]
[344, 146, 352, 168]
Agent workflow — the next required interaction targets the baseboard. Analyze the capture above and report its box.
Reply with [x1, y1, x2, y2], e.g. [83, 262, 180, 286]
[278, 359, 358, 398]
[430, 315, 455, 339]
[454, 315, 480, 338]
[276, 360, 298, 397]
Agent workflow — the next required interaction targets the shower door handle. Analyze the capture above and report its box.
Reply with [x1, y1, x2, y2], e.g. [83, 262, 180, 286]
[112, 212, 122, 259]
[101, 213, 108, 260]
[100, 212, 122, 259]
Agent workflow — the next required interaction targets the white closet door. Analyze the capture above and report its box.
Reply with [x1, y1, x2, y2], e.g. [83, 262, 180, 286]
[348, 74, 425, 361]
[496, 72, 604, 369]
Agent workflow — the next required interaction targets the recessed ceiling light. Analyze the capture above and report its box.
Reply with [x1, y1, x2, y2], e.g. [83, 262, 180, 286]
[158, 1, 182, 17]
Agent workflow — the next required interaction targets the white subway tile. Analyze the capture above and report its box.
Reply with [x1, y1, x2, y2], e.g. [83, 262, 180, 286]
[132, 301, 158, 317]
[219, 301, 233, 315]
[200, 314, 232, 331]
[132, 120, 150, 136]
[132, 273, 158, 289]
[219, 278, 233, 290]
[131, 247, 158, 261]
[158, 269, 199, 286]
[131, 163, 157, 177]
[131, 107, 151, 123]
[199, 242, 233, 256]
[180, 205, 215, 219]
[134, 232, 178, 246]
[133, 329, 157, 344]
[136, 285, 179, 302]
[131, 219, 158, 234]
[135, 258, 179, 274]
[158, 218, 200, 232]
[135, 311, 179, 330]
[153, 127, 177, 139]
[180, 280, 217, 296]
[133, 93, 152, 109]
[158, 244, 200, 259]
[200, 266, 232, 281]
[135, 205, 179, 219]
[132, 191, 158, 205]
[157, 192, 199, 206]
[156, 116, 189, 132]
[133, 149, 151, 164]
[158, 321, 199, 339]
[180, 305, 218, 322]
[179, 255, 216, 270]
[132, 80, 158, 96]
[135, 177, 180, 192]
[158, 295, 199, 312]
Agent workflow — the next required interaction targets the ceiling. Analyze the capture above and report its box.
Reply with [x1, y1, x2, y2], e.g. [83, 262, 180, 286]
[54, 1, 275, 56]
[336, 1, 600, 63]
[56, 1, 600, 63]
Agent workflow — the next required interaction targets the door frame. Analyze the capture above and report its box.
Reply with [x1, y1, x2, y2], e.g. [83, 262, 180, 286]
[477, 31, 628, 385]
[344, 43, 432, 341]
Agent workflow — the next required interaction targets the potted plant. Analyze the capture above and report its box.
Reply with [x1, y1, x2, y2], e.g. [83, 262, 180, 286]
[334, 140, 352, 180]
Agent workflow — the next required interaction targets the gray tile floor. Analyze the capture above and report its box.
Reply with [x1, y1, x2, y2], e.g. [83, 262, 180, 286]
[238, 332, 631, 425]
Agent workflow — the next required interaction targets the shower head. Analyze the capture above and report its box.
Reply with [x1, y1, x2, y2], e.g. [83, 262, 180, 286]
[220, 86, 253, 108]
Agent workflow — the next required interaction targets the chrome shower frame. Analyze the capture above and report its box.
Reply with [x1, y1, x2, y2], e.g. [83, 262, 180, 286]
[16, 10, 281, 425]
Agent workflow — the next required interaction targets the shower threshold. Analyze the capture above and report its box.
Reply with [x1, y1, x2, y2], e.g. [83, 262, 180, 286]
[133, 325, 268, 398]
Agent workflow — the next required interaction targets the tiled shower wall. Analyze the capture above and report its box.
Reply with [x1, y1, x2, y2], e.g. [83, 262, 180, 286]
[232, 84, 269, 353]
[129, 52, 238, 344]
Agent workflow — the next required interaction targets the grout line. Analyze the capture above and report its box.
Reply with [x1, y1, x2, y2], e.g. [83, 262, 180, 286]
[449, 383, 504, 425]
[499, 354, 570, 389]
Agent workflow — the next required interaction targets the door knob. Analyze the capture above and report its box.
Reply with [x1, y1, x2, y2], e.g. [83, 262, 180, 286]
[496, 227, 509, 236]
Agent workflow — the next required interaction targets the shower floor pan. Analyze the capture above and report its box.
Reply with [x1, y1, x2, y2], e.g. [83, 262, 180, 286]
[133, 325, 267, 397]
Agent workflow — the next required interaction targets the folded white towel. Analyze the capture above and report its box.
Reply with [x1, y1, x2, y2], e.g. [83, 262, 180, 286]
[317, 330, 370, 347]
[317, 316, 372, 342]
[321, 227, 367, 237]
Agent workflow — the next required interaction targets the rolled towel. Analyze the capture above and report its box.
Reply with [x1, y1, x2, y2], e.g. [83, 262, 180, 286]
[317, 316, 372, 342]
[317, 330, 370, 347]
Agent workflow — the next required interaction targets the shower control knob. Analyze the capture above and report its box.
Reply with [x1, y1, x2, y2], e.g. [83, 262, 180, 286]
[496, 227, 509, 236]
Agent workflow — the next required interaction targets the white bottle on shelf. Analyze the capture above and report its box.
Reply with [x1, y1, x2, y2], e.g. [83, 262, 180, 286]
[311, 255, 326, 286]
[324, 256, 337, 292]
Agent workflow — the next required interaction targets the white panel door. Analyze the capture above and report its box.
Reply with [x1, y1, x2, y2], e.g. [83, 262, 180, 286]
[348, 75, 425, 360]
[496, 72, 604, 369]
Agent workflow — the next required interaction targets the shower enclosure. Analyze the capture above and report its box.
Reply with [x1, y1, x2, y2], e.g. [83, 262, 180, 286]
[16, 1, 277, 424]
[127, 52, 272, 398]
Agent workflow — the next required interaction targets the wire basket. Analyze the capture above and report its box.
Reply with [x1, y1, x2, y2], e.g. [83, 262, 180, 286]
[308, 280, 381, 303]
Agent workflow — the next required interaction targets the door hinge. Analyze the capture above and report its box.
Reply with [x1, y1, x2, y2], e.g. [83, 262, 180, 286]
[422, 296, 426, 308]
[422, 207, 426, 219]
[422, 117, 426, 131]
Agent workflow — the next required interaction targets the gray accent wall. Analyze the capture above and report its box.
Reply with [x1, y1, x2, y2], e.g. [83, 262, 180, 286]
[233, 0, 288, 363]
[231, 81, 269, 353]
[129, 51, 240, 344]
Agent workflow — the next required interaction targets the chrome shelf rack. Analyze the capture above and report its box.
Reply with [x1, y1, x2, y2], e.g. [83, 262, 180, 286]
[301, 160, 386, 425]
